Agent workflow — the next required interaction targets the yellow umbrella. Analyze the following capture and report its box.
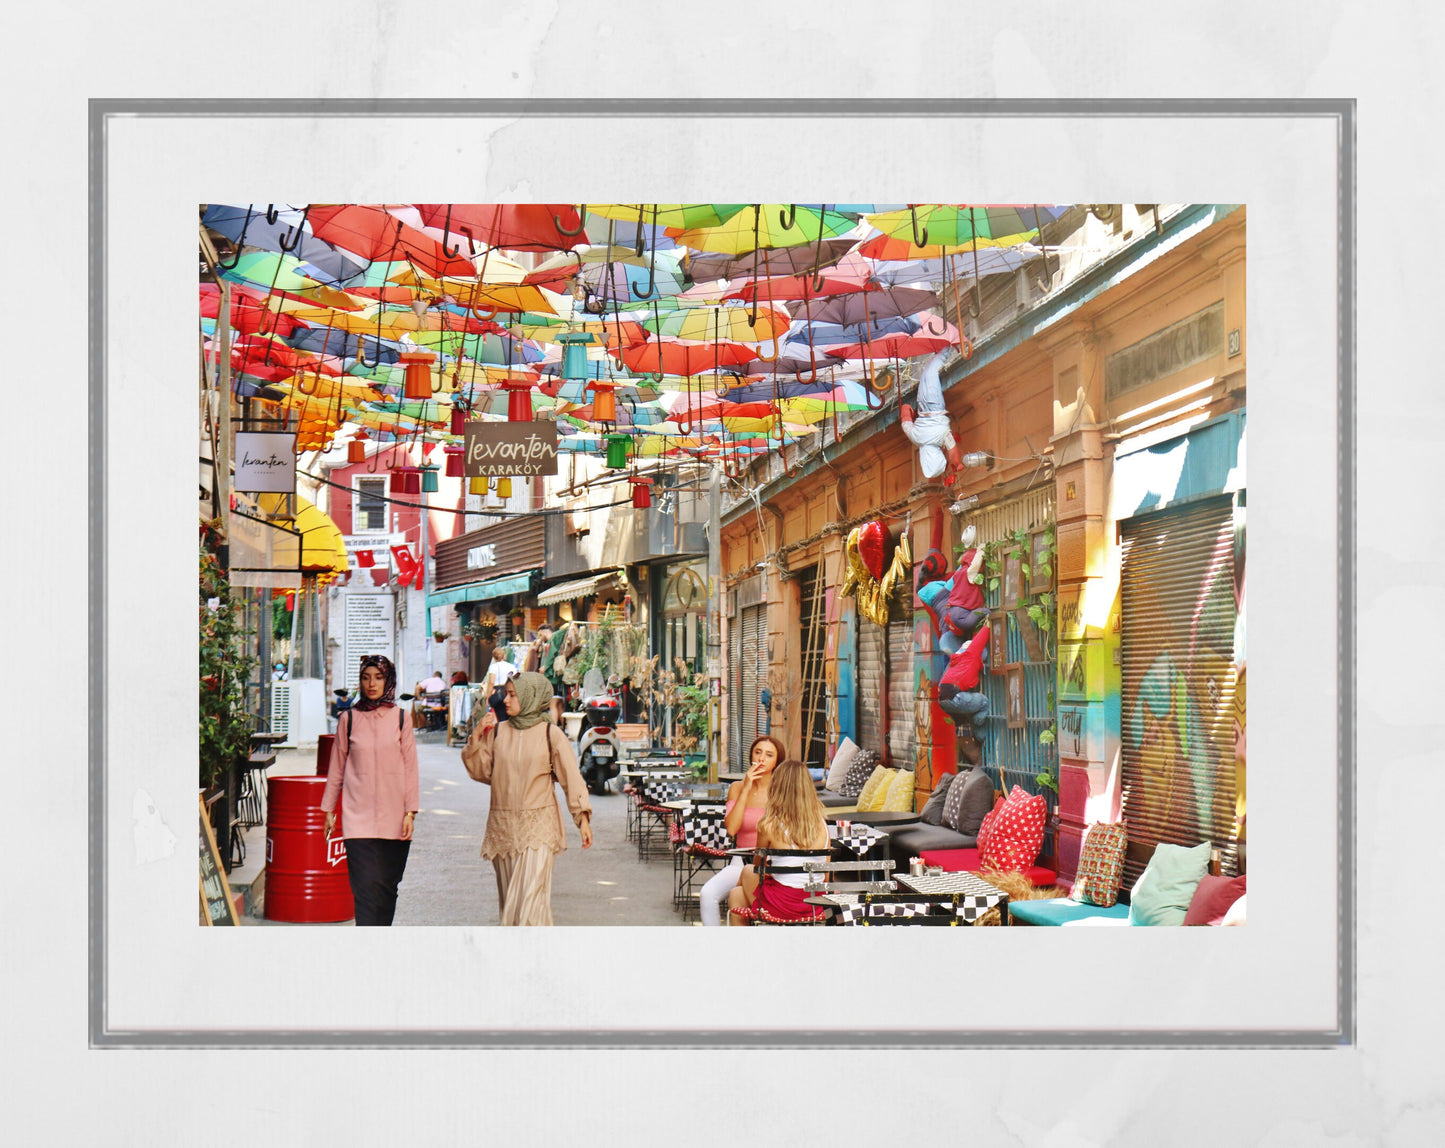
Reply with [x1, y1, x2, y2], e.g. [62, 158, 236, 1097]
[587, 204, 749, 230]
[271, 376, 386, 402]
[670, 205, 856, 255]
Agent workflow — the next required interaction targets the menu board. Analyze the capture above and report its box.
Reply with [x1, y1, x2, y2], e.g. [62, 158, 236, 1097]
[344, 594, 395, 689]
[199, 796, 238, 926]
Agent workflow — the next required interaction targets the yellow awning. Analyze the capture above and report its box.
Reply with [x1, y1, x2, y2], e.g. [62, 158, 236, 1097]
[257, 493, 349, 580]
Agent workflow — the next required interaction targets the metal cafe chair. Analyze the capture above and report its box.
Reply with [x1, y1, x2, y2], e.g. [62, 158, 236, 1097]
[727, 849, 842, 926]
[673, 799, 731, 918]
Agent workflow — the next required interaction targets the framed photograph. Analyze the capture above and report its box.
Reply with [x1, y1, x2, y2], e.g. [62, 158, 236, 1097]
[1002, 548, 1023, 609]
[1005, 663, 1026, 729]
[988, 611, 1008, 673]
[1029, 529, 1054, 596]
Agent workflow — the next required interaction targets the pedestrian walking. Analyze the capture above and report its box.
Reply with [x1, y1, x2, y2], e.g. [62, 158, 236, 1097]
[320, 655, 419, 926]
[485, 647, 518, 724]
[461, 671, 593, 925]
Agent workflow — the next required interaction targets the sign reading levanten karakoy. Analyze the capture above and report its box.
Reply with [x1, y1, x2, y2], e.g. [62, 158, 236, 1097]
[462, 421, 559, 477]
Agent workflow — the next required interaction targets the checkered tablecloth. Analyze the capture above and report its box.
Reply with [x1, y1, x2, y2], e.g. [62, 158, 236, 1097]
[894, 871, 1008, 923]
[637, 772, 690, 804]
[827, 822, 886, 855]
[681, 806, 731, 851]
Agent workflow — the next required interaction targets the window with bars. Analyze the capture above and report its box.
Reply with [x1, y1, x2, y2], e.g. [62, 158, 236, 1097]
[354, 476, 388, 534]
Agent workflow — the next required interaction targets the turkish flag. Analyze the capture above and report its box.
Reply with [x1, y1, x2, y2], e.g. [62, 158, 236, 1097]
[356, 550, 375, 568]
[391, 545, 420, 589]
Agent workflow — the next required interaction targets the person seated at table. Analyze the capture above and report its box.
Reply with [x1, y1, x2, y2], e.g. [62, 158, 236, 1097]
[418, 669, 447, 694]
[698, 734, 785, 926]
[450, 670, 470, 687]
[728, 759, 830, 926]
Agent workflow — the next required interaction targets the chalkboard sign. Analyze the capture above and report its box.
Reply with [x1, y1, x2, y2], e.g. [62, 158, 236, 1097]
[199, 795, 239, 926]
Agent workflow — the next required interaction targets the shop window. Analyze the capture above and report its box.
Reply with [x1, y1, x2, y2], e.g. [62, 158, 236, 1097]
[354, 476, 388, 534]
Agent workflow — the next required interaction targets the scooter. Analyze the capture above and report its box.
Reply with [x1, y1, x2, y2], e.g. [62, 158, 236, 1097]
[575, 691, 624, 795]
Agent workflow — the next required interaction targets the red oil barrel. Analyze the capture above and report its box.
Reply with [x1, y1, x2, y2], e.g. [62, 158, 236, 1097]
[265, 776, 354, 922]
[316, 733, 336, 777]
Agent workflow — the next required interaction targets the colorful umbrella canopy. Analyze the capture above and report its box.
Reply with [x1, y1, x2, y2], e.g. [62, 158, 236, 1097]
[412, 204, 590, 253]
[670, 204, 858, 255]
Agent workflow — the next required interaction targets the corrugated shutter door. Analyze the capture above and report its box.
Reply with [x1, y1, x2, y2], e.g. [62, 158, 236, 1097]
[887, 618, 916, 770]
[1120, 495, 1241, 885]
[735, 604, 765, 768]
[855, 619, 885, 753]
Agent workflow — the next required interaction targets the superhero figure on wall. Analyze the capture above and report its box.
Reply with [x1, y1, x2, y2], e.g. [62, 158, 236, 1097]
[917, 523, 987, 655]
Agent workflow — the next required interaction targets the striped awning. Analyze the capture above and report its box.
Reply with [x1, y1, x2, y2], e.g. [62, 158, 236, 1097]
[535, 571, 620, 607]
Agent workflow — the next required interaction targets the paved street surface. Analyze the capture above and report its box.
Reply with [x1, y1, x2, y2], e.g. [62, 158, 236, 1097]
[244, 732, 689, 926]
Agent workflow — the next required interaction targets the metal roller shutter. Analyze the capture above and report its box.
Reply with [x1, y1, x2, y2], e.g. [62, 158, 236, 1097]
[732, 603, 766, 769]
[887, 618, 917, 770]
[1119, 495, 1241, 885]
[855, 619, 886, 753]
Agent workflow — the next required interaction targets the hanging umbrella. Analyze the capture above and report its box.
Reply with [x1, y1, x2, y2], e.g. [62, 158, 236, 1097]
[619, 339, 760, 378]
[787, 316, 922, 344]
[642, 304, 791, 343]
[670, 204, 857, 255]
[687, 238, 855, 283]
[203, 204, 369, 284]
[866, 246, 1042, 286]
[587, 203, 749, 231]
[583, 251, 688, 305]
[807, 287, 939, 327]
[865, 204, 1066, 249]
[306, 205, 478, 279]
[221, 252, 329, 294]
[412, 204, 589, 252]
[199, 283, 305, 339]
[820, 326, 959, 359]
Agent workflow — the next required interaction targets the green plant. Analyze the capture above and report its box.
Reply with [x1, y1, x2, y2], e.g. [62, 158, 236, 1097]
[982, 526, 1057, 662]
[199, 533, 257, 793]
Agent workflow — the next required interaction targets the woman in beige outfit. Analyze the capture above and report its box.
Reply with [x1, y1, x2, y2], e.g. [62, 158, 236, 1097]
[461, 671, 593, 925]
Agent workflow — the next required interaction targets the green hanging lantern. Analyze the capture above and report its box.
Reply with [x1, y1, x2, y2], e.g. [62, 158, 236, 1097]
[557, 331, 598, 382]
[420, 464, 439, 493]
[604, 433, 630, 469]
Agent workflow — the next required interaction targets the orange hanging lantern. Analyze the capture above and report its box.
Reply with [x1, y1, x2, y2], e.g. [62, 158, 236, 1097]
[347, 430, 369, 464]
[400, 351, 437, 400]
[587, 379, 617, 424]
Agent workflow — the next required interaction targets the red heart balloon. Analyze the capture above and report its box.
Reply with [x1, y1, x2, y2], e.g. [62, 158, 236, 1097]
[858, 520, 887, 582]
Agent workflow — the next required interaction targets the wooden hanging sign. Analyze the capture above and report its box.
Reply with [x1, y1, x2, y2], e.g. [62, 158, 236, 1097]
[199, 794, 239, 926]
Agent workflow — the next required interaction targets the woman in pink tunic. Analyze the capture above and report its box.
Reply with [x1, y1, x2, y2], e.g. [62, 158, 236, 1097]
[321, 655, 420, 926]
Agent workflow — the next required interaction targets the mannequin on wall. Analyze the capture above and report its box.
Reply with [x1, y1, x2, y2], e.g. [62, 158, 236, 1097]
[937, 621, 991, 736]
[941, 523, 988, 647]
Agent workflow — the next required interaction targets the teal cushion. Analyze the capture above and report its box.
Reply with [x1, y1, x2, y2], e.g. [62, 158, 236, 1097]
[1010, 899, 1130, 926]
[1128, 841, 1212, 926]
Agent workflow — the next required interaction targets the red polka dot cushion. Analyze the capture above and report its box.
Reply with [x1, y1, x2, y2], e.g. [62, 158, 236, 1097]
[1072, 821, 1129, 907]
[979, 786, 1048, 871]
[975, 795, 1006, 855]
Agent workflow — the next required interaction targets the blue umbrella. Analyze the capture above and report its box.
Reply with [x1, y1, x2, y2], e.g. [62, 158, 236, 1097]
[203, 203, 367, 284]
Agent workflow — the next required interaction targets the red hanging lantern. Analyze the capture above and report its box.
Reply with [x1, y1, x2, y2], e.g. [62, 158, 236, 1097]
[630, 476, 653, 509]
[444, 445, 465, 477]
[450, 403, 467, 435]
[347, 439, 366, 463]
[388, 464, 405, 492]
[400, 351, 438, 401]
[401, 468, 421, 496]
[501, 376, 534, 422]
[587, 379, 617, 424]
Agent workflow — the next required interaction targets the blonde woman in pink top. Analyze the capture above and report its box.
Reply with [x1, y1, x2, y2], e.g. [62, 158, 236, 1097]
[698, 734, 786, 926]
[321, 655, 420, 926]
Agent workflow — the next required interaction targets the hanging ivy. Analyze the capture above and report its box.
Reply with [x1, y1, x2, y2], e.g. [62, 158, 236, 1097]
[199, 529, 257, 793]
[982, 525, 1059, 749]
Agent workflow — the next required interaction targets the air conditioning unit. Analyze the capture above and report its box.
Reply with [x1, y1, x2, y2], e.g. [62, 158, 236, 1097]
[270, 681, 291, 741]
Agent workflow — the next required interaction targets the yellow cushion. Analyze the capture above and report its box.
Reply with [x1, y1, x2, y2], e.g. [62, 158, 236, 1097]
[857, 766, 895, 812]
[882, 769, 916, 812]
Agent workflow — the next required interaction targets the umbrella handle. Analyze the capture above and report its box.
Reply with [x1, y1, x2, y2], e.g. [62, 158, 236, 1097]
[809, 203, 830, 293]
[921, 314, 947, 336]
[553, 205, 588, 237]
[779, 204, 797, 230]
[958, 334, 974, 361]
[631, 205, 661, 299]
[753, 336, 780, 364]
[215, 206, 253, 271]
[265, 204, 281, 226]
[1032, 203, 1054, 293]
[355, 336, 379, 370]
[277, 205, 312, 254]
[909, 205, 930, 248]
[440, 207, 473, 259]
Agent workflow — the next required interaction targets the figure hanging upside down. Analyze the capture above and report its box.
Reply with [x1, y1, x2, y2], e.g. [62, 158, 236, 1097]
[899, 351, 964, 482]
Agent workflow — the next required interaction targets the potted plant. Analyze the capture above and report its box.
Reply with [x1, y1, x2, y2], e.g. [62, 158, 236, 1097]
[199, 535, 256, 818]
[433, 629, 449, 643]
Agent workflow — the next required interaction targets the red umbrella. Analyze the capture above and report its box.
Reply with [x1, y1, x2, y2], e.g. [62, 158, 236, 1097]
[306, 205, 476, 278]
[199, 284, 304, 338]
[619, 339, 759, 377]
[723, 251, 878, 303]
[413, 204, 588, 253]
[666, 397, 776, 422]
[820, 329, 957, 359]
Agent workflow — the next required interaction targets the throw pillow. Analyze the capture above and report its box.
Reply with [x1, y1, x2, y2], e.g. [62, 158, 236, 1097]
[1072, 822, 1129, 908]
[939, 770, 971, 830]
[825, 737, 859, 792]
[838, 750, 881, 799]
[1129, 841, 1213, 926]
[975, 795, 1005, 854]
[918, 771, 957, 825]
[979, 786, 1048, 871]
[953, 767, 996, 836]
[881, 769, 916, 812]
[857, 766, 895, 812]
[1183, 873, 1247, 926]
[1219, 893, 1247, 927]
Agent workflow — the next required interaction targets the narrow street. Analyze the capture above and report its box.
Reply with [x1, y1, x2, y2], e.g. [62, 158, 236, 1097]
[243, 733, 686, 926]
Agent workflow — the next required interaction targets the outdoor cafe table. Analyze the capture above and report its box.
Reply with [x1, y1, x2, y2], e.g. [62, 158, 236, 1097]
[893, 870, 1011, 925]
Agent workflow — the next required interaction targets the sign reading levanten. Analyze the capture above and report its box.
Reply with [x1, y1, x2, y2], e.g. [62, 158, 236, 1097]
[234, 432, 297, 494]
[463, 421, 558, 477]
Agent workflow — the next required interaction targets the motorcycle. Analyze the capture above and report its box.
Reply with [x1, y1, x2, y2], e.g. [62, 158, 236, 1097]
[575, 691, 624, 795]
